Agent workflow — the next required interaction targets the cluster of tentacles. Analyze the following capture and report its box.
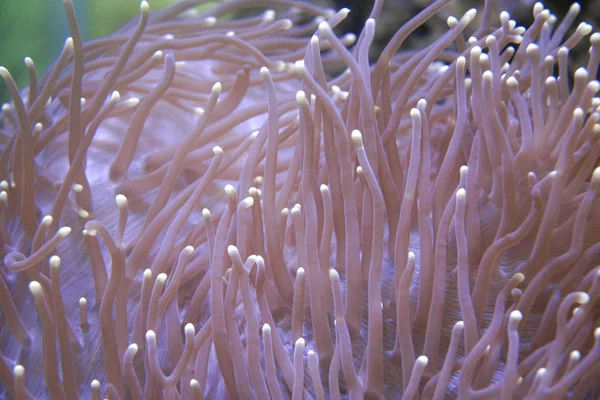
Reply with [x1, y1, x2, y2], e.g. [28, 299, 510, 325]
[1, 0, 600, 398]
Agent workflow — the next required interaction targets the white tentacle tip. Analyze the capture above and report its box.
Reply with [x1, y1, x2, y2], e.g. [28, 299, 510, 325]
[127, 343, 139, 354]
[183, 245, 195, 256]
[108, 91, 120, 104]
[570, 350, 581, 361]
[64, 37, 74, 50]
[212, 82, 222, 95]
[242, 196, 254, 208]
[576, 292, 590, 304]
[28, 281, 42, 295]
[513, 273, 525, 284]
[41, 215, 53, 226]
[227, 245, 240, 259]
[318, 21, 332, 34]
[465, 9, 477, 21]
[49, 255, 61, 269]
[157, 273, 167, 284]
[351, 129, 364, 149]
[295, 337, 306, 350]
[58, 226, 72, 237]
[116, 194, 128, 208]
[184, 323, 195, 336]
[190, 379, 201, 390]
[146, 330, 156, 341]
[591, 167, 600, 184]
[410, 108, 421, 119]
[329, 269, 340, 281]
[506, 76, 519, 88]
[224, 184, 236, 196]
[13, 365, 25, 377]
[509, 310, 523, 322]
[294, 60, 306, 73]
[296, 90, 308, 105]
[0, 67, 10, 79]
[262, 323, 271, 335]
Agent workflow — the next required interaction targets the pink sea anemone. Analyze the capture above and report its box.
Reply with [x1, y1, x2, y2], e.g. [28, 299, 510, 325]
[1, 0, 600, 398]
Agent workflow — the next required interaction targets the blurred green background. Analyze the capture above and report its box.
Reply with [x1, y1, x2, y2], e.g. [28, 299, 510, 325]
[0, 0, 181, 103]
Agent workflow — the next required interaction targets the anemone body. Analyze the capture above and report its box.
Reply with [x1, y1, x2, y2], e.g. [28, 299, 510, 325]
[1, 0, 600, 399]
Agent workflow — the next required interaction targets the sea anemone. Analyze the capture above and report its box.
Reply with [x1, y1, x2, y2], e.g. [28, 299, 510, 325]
[1, 0, 599, 398]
